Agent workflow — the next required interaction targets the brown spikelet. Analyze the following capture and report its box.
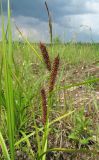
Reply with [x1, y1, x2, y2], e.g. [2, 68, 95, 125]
[39, 42, 51, 71]
[49, 55, 60, 92]
[41, 88, 47, 125]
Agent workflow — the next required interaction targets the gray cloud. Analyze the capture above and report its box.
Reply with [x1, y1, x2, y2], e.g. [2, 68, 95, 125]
[1, 0, 99, 42]
[2, 0, 99, 21]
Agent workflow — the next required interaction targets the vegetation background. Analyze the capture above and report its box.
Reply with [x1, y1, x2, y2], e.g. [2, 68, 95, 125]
[0, 0, 99, 160]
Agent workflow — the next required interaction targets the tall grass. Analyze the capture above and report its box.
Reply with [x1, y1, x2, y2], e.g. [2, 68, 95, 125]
[1, 0, 15, 159]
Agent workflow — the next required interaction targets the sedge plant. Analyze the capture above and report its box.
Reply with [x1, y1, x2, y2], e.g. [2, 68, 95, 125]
[0, 1, 99, 160]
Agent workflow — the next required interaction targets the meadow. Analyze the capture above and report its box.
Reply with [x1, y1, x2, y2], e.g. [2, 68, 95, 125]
[0, 1, 99, 160]
[0, 41, 99, 160]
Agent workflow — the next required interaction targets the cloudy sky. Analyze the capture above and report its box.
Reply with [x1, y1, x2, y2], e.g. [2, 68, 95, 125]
[1, 0, 99, 42]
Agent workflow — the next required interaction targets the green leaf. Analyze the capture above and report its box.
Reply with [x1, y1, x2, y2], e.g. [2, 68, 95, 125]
[68, 133, 78, 141]
[0, 132, 11, 160]
[80, 138, 89, 145]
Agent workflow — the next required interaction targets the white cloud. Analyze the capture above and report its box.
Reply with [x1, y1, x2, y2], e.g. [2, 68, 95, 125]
[57, 12, 99, 41]
[12, 16, 49, 42]
[86, 1, 99, 13]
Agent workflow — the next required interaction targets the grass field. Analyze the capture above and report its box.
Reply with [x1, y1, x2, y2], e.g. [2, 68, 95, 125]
[0, 41, 99, 160]
[0, 1, 99, 160]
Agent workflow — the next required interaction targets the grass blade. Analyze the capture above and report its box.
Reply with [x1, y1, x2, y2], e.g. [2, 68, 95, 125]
[49, 110, 75, 126]
[1, 1, 15, 159]
[20, 131, 35, 158]
[38, 147, 99, 160]
[0, 132, 11, 160]
[15, 24, 42, 61]
[58, 78, 99, 91]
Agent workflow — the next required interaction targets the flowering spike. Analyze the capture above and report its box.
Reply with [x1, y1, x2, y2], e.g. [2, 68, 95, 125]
[49, 55, 60, 92]
[39, 42, 51, 71]
[41, 88, 47, 125]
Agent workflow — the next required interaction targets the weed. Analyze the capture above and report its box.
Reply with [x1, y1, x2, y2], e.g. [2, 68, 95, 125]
[68, 109, 94, 148]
